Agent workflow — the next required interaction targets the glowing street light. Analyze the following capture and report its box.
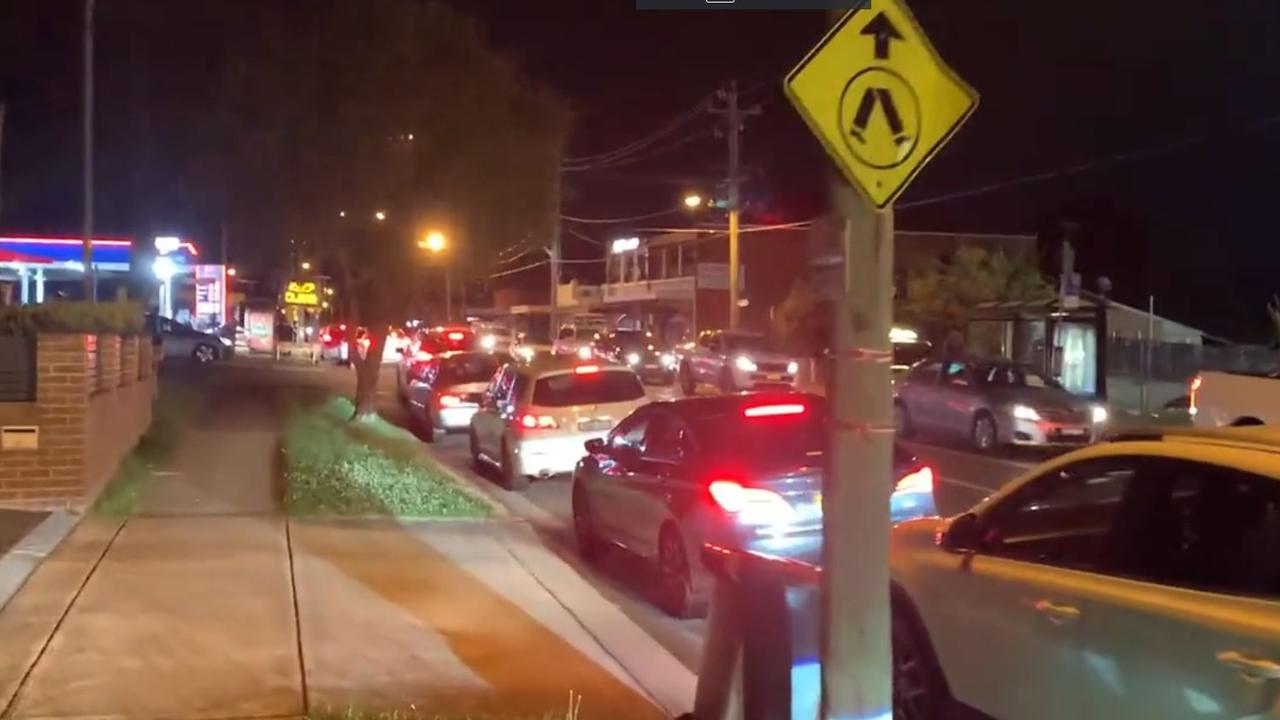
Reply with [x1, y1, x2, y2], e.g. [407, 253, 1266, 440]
[374, 210, 387, 222]
[419, 230, 447, 254]
[683, 193, 704, 209]
[338, 210, 347, 218]
[226, 267, 238, 277]
[300, 261, 312, 271]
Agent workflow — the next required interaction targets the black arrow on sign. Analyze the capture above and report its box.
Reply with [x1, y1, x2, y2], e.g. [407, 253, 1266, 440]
[850, 87, 910, 147]
[860, 12, 903, 60]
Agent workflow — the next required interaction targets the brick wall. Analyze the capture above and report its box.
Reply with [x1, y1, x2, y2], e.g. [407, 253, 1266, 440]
[120, 336, 139, 386]
[98, 335, 122, 393]
[0, 333, 155, 509]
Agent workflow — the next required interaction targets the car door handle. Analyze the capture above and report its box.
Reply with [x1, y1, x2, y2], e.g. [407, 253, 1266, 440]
[1033, 599, 1081, 626]
[1216, 651, 1280, 681]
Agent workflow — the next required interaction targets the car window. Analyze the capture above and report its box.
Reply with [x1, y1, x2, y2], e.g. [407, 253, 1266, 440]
[609, 411, 649, 450]
[690, 400, 826, 470]
[491, 366, 516, 405]
[723, 333, 770, 353]
[1103, 459, 1280, 600]
[980, 457, 1139, 571]
[531, 370, 645, 407]
[910, 361, 941, 383]
[643, 413, 690, 464]
[942, 361, 970, 386]
[437, 354, 501, 386]
[980, 364, 1053, 388]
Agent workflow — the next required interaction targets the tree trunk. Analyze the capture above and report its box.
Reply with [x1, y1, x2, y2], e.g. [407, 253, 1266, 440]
[351, 328, 387, 421]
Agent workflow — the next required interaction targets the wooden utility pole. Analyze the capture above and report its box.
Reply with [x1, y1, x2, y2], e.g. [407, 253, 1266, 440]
[82, 0, 96, 302]
[711, 82, 759, 330]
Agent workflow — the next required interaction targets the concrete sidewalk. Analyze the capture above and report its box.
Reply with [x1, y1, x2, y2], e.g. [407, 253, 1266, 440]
[0, 365, 682, 719]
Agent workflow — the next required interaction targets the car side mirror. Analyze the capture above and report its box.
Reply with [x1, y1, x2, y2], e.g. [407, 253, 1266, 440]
[939, 513, 980, 554]
[584, 438, 606, 454]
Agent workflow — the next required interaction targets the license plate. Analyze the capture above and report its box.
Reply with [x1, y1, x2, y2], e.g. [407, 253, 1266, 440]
[1059, 428, 1087, 436]
[578, 418, 612, 432]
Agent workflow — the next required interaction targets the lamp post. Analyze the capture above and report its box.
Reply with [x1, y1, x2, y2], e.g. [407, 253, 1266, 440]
[418, 231, 450, 321]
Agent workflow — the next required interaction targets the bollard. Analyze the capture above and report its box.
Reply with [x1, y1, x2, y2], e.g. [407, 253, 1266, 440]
[693, 546, 822, 720]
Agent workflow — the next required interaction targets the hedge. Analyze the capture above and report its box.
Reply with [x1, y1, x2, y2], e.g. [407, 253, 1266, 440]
[0, 300, 146, 336]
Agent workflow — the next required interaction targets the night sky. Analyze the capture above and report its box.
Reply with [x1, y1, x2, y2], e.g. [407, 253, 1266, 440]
[3, 0, 1280, 339]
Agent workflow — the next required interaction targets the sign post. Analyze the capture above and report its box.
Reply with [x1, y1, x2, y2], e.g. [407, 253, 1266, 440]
[784, 1, 976, 717]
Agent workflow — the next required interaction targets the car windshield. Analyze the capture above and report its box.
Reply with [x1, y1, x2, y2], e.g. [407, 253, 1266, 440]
[531, 370, 644, 407]
[437, 354, 501, 386]
[723, 333, 771, 353]
[979, 364, 1055, 388]
[611, 331, 652, 350]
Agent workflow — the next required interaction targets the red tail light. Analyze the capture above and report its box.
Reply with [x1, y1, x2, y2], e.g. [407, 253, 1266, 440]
[708, 479, 796, 525]
[1189, 374, 1202, 416]
[894, 465, 934, 495]
[743, 403, 807, 418]
[438, 394, 463, 407]
[519, 414, 558, 430]
[574, 365, 600, 375]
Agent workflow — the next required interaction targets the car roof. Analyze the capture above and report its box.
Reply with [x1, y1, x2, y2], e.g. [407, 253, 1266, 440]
[517, 356, 633, 378]
[644, 391, 824, 420]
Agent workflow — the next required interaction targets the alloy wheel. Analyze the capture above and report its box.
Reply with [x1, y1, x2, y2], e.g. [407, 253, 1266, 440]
[657, 528, 691, 617]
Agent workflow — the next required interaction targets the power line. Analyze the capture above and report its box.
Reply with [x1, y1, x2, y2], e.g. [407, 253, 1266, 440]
[561, 92, 715, 168]
[488, 259, 549, 279]
[561, 208, 682, 224]
[565, 226, 603, 246]
[562, 129, 715, 173]
[898, 110, 1280, 211]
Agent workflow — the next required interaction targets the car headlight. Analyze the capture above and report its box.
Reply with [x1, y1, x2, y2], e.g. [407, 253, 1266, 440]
[735, 355, 758, 373]
[1012, 404, 1041, 421]
[660, 353, 676, 368]
[787, 360, 799, 375]
[480, 334, 497, 350]
[576, 345, 593, 360]
[1091, 405, 1109, 424]
[626, 352, 641, 366]
[516, 347, 535, 362]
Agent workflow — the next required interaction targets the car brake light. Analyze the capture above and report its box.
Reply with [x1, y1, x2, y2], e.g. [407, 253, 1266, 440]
[743, 403, 807, 418]
[340, 324, 347, 331]
[575, 365, 600, 375]
[894, 465, 934, 495]
[519, 414, 558, 430]
[448, 331, 465, 341]
[708, 479, 796, 525]
[438, 394, 464, 407]
[1189, 374, 1202, 416]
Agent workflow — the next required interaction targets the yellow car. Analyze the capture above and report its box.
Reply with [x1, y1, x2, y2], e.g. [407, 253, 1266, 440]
[891, 426, 1280, 720]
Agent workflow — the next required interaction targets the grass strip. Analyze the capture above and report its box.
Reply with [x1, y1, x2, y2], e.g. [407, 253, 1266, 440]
[283, 396, 490, 518]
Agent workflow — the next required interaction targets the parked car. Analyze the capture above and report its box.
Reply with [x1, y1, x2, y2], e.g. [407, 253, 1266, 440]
[894, 358, 1108, 452]
[593, 329, 678, 385]
[406, 351, 502, 442]
[469, 357, 648, 490]
[149, 314, 230, 364]
[890, 426, 1280, 720]
[472, 322, 515, 353]
[678, 329, 799, 394]
[570, 392, 937, 617]
[1189, 369, 1280, 428]
[397, 326, 478, 398]
[319, 323, 351, 363]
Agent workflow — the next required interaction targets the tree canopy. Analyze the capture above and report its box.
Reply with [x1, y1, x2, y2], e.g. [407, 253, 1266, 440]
[898, 246, 1053, 334]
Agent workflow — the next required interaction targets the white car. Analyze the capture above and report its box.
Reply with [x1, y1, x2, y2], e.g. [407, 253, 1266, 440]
[469, 358, 648, 490]
[473, 323, 515, 353]
[678, 329, 799, 394]
[1190, 370, 1280, 428]
[890, 426, 1280, 720]
[552, 324, 600, 360]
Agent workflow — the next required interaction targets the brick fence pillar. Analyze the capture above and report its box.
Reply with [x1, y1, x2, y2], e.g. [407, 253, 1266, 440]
[119, 335, 138, 387]
[98, 335, 121, 393]
[138, 339, 153, 379]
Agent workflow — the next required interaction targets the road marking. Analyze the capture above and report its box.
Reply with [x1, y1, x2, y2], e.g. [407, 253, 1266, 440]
[937, 475, 996, 495]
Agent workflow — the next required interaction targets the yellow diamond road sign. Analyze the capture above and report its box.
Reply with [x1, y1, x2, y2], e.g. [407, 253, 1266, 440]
[785, 0, 978, 208]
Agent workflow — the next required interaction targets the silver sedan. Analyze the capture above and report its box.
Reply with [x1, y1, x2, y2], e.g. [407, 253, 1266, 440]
[894, 359, 1108, 452]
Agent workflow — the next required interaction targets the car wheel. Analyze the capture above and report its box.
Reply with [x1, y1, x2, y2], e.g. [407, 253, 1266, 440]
[469, 427, 484, 471]
[192, 344, 216, 364]
[500, 440, 529, 491]
[972, 412, 998, 453]
[719, 366, 736, 394]
[892, 595, 950, 720]
[572, 484, 602, 562]
[422, 410, 437, 444]
[894, 402, 914, 439]
[656, 525, 695, 618]
[680, 362, 696, 396]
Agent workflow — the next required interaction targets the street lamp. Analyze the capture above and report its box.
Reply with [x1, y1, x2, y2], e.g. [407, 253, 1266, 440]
[300, 261, 312, 272]
[338, 210, 347, 218]
[374, 210, 387, 222]
[419, 230, 447, 254]
[226, 267, 237, 277]
[683, 193, 704, 209]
